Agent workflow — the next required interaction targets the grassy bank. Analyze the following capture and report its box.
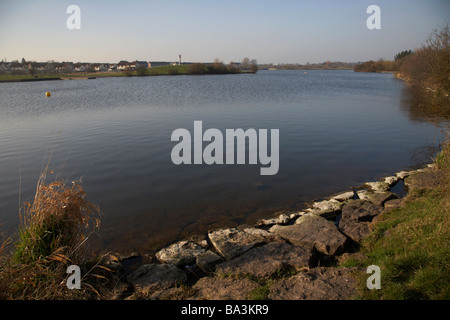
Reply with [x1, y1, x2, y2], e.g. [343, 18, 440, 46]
[0, 63, 254, 83]
[341, 141, 449, 299]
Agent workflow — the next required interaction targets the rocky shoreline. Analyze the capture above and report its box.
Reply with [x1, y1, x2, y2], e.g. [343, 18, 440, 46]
[104, 164, 437, 300]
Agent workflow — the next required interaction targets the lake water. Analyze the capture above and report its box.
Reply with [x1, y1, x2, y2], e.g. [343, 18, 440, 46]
[0, 70, 443, 254]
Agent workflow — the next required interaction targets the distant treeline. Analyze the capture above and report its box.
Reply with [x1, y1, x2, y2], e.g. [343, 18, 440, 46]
[361, 24, 449, 123]
[355, 23, 449, 100]
[260, 61, 356, 70]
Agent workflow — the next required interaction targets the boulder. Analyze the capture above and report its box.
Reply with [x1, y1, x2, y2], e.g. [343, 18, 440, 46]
[268, 267, 358, 300]
[339, 199, 383, 242]
[356, 190, 398, 206]
[339, 219, 371, 243]
[216, 242, 312, 278]
[384, 176, 399, 186]
[155, 240, 205, 266]
[274, 214, 347, 255]
[256, 213, 290, 227]
[395, 171, 410, 180]
[196, 250, 223, 273]
[331, 191, 355, 202]
[305, 199, 343, 219]
[127, 264, 187, 295]
[341, 199, 383, 222]
[364, 181, 390, 192]
[208, 227, 283, 261]
[193, 277, 260, 300]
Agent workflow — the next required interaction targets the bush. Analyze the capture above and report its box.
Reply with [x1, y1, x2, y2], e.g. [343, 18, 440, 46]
[188, 63, 206, 75]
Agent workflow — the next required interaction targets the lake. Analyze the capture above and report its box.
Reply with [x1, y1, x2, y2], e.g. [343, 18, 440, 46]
[0, 70, 443, 254]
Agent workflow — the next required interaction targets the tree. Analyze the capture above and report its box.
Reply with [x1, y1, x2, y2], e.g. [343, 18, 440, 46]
[394, 50, 413, 61]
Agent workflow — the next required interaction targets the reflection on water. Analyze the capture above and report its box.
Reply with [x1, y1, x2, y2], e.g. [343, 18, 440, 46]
[0, 70, 445, 254]
[400, 86, 450, 125]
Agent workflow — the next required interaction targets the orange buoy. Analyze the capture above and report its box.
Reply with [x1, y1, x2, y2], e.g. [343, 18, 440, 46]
[45, 92, 51, 97]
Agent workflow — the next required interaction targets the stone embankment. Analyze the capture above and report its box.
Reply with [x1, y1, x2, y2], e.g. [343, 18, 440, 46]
[106, 164, 436, 300]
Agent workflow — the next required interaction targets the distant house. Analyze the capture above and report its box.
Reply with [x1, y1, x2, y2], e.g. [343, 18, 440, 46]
[117, 60, 131, 71]
[134, 61, 149, 69]
[73, 63, 87, 72]
[91, 63, 109, 72]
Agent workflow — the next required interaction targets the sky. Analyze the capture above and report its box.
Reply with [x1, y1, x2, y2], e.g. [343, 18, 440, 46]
[0, 0, 448, 64]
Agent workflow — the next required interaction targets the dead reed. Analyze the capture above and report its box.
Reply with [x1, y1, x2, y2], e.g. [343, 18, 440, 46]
[0, 172, 119, 299]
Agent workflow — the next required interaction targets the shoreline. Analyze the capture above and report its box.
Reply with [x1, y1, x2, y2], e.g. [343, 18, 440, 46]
[106, 159, 440, 300]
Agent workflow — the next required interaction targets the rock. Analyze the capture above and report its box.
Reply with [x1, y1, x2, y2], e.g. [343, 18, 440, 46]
[341, 199, 383, 222]
[365, 181, 390, 192]
[384, 198, 403, 210]
[274, 214, 347, 255]
[208, 227, 283, 261]
[356, 190, 399, 206]
[268, 267, 358, 300]
[155, 240, 205, 266]
[384, 176, 399, 186]
[256, 213, 290, 227]
[305, 199, 343, 219]
[290, 212, 305, 220]
[339, 219, 371, 243]
[396, 171, 410, 180]
[127, 264, 187, 295]
[339, 199, 383, 242]
[331, 191, 355, 202]
[216, 242, 312, 278]
[196, 250, 223, 273]
[193, 277, 260, 300]
[268, 224, 285, 233]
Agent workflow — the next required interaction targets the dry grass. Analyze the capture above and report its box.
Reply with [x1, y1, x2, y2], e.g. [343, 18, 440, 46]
[0, 172, 120, 300]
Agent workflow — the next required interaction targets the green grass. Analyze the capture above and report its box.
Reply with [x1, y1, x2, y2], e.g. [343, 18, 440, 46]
[146, 65, 191, 76]
[341, 142, 450, 300]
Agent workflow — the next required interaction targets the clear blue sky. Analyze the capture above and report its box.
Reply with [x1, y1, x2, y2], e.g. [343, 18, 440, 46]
[0, 0, 448, 64]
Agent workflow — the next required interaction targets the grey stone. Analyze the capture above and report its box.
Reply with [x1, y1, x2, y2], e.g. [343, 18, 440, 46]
[208, 227, 283, 261]
[331, 191, 355, 202]
[216, 242, 312, 278]
[196, 250, 223, 273]
[339, 218, 371, 242]
[256, 213, 291, 227]
[396, 171, 410, 180]
[268, 267, 358, 300]
[384, 176, 399, 186]
[364, 181, 390, 192]
[341, 199, 383, 222]
[356, 190, 399, 206]
[339, 199, 383, 242]
[305, 199, 343, 219]
[127, 264, 187, 295]
[155, 240, 205, 266]
[274, 214, 347, 255]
